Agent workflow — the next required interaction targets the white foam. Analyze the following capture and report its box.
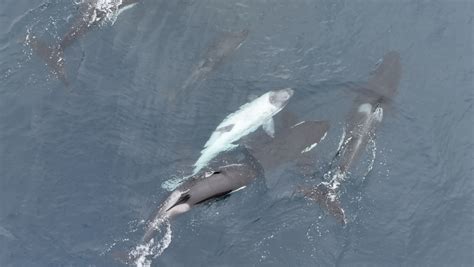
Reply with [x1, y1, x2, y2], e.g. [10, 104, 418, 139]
[77, 0, 137, 26]
[0, 225, 15, 240]
[161, 175, 187, 191]
[364, 138, 377, 178]
[130, 220, 172, 267]
[337, 127, 346, 152]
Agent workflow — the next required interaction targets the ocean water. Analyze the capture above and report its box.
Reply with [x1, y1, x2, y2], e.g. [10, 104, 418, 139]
[0, 0, 473, 266]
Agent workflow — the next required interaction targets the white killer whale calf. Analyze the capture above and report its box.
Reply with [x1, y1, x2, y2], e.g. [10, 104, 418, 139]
[300, 51, 402, 224]
[29, 0, 139, 85]
[192, 88, 294, 175]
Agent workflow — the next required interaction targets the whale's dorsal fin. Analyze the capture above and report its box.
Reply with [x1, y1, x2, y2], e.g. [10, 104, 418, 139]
[262, 118, 275, 137]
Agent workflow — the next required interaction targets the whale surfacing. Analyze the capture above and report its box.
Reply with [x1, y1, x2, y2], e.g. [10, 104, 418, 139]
[29, 0, 139, 85]
[193, 88, 294, 174]
[143, 153, 262, 245]
[301, 51, 401, 224]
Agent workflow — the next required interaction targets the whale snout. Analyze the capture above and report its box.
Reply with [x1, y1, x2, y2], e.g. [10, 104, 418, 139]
[269, 88, 294, 107]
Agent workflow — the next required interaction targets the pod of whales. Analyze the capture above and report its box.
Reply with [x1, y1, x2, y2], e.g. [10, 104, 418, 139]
[23, 8, 403, 259]
[121, 52, 401, 264]
[124, 103, 331, 263]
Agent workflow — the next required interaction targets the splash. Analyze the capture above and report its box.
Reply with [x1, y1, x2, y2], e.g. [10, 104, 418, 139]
[363, 138, 377, 179]
[129, 219, 173, 267]
[161, 174, 189, 191]
[77, 0, 127, 26]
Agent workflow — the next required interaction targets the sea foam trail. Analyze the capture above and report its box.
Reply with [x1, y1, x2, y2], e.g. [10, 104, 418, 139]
[130, 219, 172, 267]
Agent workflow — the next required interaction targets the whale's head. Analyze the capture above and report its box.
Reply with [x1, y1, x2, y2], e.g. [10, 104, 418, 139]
[368, 51, 401, 99]
[269, 88, 294, 109]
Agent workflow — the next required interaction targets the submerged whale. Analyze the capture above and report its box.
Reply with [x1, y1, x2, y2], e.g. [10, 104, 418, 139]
[300, 51, 402, 224]
[169, 29, 249, 102]
[29, 0, 139, 85]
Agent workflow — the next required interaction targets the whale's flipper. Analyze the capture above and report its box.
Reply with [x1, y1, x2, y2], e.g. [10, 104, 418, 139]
[262, 118, 275, 137]
[29, 37, 68, 86]
[299, 184, 347, 225]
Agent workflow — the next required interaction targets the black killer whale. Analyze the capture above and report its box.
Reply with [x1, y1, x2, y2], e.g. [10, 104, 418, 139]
[141, 154, 263, 245]
[29, 0, 139, 85]
[300, 51, 402, 224]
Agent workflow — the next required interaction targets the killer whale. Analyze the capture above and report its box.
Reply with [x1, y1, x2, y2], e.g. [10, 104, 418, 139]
[300, 51, 402, 224]
[29, 0, 139, 85]
[169, 29, 249, 102]
[193, 88, 294, 174]
[142, 153, 263, 245]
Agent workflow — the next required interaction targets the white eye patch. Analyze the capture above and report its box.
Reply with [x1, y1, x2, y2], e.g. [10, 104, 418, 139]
[358, 103, 372, 114]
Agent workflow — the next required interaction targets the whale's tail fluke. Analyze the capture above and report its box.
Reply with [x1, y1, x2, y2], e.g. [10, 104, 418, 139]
[29, 36, 68, 86]
[299, 183, 347, 225]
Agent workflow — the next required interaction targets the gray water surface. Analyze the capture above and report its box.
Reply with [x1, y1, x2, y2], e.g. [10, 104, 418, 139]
[0, 0, 473, 266]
